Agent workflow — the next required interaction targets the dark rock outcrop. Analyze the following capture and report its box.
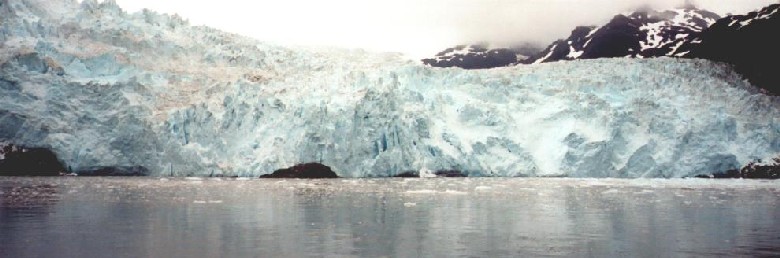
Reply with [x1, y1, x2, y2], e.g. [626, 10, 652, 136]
[434, 170, 467, 177]
[260, 163, 339, 178]
[676, 4, 780, 95]
[739, 158, 780, 179]
[76, 166, 150, 176]
[695, 157, 780, 179]
[393, 171, 420, 177]
[0, 144, 66, 176]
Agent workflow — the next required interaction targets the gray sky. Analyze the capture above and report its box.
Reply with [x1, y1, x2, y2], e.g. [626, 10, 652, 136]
[112, 0, 777, 58]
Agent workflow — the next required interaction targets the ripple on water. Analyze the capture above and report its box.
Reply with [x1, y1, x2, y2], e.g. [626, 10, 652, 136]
[0, 177, 778, 257]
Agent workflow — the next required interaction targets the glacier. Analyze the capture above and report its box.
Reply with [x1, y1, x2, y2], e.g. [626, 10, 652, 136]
[1, 0, 779, 177]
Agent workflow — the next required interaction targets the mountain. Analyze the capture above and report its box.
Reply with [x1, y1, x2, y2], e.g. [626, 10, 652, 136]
[529, 6, 720, 63]
[1, 0, 779, 178]
[421, 45, 520, 69]
[421, 43, 542, 69]
[508, 43, 545, 60]
[421, 6, 719, 68]
[675, 4, 780, 95]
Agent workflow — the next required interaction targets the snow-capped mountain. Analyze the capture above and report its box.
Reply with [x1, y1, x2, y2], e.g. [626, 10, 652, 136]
[2, 0, 779, 178]
[421, 43, 542, 69]
[421, 6, 719, 68]
[675, 4, 780, 95]
[421, 45, 518, 69]
[529, 6, 720, 63]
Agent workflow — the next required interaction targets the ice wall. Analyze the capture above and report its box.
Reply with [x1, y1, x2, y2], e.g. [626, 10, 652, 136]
[1, 0, 779, 177]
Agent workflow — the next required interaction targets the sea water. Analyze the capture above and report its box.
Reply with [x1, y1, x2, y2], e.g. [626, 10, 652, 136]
[1, 177, 779, 257]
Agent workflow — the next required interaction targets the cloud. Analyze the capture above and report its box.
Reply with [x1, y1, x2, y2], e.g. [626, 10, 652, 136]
[112, 0, 778, 58]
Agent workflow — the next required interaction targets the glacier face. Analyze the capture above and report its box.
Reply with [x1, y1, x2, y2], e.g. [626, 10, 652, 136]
[1, 0, 780, 177]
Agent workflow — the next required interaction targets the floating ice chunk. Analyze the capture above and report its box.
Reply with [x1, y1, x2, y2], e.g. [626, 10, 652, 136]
[601, 189, 619, 194]
[443, 190, 467, 195]
[475, 186, 492, 192]
[405, 190, 436, 194]
[419, 169, 436, 178]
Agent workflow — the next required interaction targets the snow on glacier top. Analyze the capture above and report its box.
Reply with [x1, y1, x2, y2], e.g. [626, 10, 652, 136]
[1, 0, 779, 178]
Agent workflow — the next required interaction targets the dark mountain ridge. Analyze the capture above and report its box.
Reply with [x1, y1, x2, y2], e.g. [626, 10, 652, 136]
[676, 4, 780, 95]
[421, 4, 779, 94]
[527, 6, 720, 63]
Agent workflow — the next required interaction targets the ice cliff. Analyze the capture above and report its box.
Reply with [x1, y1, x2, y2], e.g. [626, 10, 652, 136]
[1, 0, 779, 177]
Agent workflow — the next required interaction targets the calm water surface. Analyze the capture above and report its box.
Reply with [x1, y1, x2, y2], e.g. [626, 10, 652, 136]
[1, 177, 779, 257]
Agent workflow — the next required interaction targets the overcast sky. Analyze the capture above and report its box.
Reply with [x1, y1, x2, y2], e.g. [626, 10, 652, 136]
[112, 0, 777, 58]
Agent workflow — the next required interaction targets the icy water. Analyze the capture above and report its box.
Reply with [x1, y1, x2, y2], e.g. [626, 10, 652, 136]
[1, 177, 779, 257]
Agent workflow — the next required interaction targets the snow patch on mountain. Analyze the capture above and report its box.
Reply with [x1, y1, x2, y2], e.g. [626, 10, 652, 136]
[722, 4, 779, 30]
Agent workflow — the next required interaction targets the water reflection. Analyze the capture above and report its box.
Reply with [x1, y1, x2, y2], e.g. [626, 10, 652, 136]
[0, 178, 778, 257]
